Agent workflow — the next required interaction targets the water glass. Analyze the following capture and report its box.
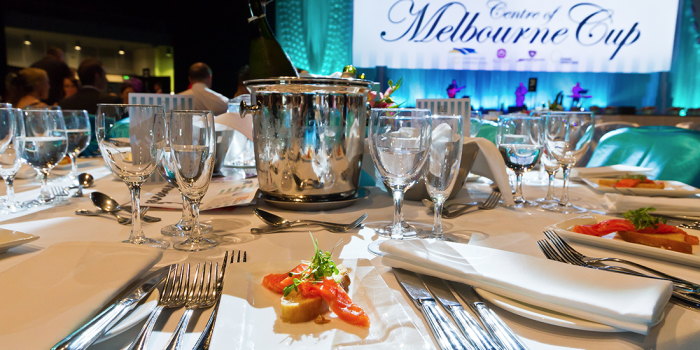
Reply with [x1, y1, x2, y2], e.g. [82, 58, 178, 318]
[0, 108, 27, 213]
[169, 110, 218, 251]
[63, 110, 91, 179]
[96, 104, 169, 249]
[368, 109, 431, 245]
[424, 115, 463, 240]
[21, 109, 68, 205]
[496, 114, 542, 208]
[542, 112, 594, 214]
[470, 111, 482, 137]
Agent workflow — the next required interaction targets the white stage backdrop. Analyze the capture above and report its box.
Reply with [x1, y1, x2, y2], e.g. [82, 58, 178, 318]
[353, 0, 679, 73]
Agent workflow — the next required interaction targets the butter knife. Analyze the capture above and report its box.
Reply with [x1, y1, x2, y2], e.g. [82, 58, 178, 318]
[421, 275, 500, 350]
[393, 269, 476, 350]
[452, 283, 529, 350]
[52, 268, 168, 350]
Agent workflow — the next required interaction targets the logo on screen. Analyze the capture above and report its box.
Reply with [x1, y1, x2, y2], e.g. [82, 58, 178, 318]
[497, 49, 506, 58]
[529, 51, 537, 58]
[449, 48, 477, 55]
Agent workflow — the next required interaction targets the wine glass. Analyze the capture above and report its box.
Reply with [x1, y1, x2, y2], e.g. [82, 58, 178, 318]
[424, 115, 463, 240]
[496, 114, 542, 208]
[96, 104, 169, 249]
[169, 110, 218, 251]
[368, 108, 431, 253]
[0, 108, 27, 213]
[20, 109, 69, 205]
[542, 112, 594, 214]
[63, 110, 91, 180]
[470, 111, 482, 137]
[159, 143, 214, 237]
[536, 144, 561, 204]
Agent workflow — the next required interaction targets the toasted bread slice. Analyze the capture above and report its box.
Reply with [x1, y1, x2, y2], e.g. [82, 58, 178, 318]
[597, 179, 619, 187]
[280, 264, 350, 324]
[616, 231, 692, 254]
[635, 182, 665, 189]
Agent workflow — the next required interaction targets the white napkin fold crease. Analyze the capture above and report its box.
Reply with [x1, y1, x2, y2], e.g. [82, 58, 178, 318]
[380, 240, 672, 334]
[603, 193, 700, 216]
[468, 137, 515, 206]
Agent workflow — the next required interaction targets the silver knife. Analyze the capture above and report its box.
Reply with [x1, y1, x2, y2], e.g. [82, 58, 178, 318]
[451, 283, 529, 350]
[421, 275, 501, 350]
[52, 268, 168, 350]
[393, 268, 476, 350]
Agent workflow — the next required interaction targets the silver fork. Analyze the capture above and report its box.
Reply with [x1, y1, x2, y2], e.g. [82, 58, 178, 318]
[251, 214, 367, 234]
[443, 191, 501, 219]
[193, 250, 247, 350]
[50, 186, 69, 197]
[125, 264, 188, 350]
[543, 230, 700, 293]
[164, 262, 219, 350]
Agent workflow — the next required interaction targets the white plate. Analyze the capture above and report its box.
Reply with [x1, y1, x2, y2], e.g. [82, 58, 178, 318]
[475, 288, 663, 332]
[0, 229, 39, 253]
[581, 178, 700, 197]
[210, 259, 432, 349]
[546, 214, 700, 268]
[558, 165, 653, 181]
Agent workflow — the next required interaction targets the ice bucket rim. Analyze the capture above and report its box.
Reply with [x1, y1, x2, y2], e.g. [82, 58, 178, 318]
[243, 76, 374, 89]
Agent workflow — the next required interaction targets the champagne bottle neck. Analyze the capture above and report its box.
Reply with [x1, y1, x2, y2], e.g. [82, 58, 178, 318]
[248, 0, 273, 39]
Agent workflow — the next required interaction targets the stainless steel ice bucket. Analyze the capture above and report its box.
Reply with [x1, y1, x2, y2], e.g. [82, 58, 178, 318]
[240, 77, 372, 202]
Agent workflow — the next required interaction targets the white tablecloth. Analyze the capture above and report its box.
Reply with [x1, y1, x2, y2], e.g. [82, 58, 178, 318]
[1, 162, 699, 349]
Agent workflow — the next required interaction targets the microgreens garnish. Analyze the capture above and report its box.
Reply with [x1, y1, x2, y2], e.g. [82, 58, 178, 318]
[622, 174, 648, 181]
[282, 233, 341, 297]
[623, 207, 667, 231]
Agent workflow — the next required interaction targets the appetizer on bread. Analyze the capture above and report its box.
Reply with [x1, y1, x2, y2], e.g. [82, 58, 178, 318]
[597, 175, 665, 189]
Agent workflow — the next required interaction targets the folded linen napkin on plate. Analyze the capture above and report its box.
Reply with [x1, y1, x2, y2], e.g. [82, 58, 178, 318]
[380, 239, 672, 334]
[0, 241, 162, 349]
[557, 165, 653, 181]
[603, 193, 700, 216]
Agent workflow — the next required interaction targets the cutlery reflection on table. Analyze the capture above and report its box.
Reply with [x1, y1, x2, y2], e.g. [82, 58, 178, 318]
[74, 208, 160, 225]
[423, 191, 501, 219]
[251, 209, 367, 233]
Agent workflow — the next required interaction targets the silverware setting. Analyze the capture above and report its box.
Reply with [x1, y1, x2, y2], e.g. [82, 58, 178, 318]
[251, 208, 367, 233]
[424, 191, 501, 219]
[49, 173, 95, 198]
[538, 230, 700, 311]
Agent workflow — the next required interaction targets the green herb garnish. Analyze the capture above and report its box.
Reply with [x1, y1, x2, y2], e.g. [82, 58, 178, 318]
[623, 207, 667, 230]
[622, 174, 648, 181]
[282, 233, 341, 297]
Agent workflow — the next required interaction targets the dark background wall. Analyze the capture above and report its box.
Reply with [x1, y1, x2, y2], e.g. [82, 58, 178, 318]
[2, 0, 263, 98]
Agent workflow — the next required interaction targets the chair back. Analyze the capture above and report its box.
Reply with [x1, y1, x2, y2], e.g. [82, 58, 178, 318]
[476, 120, 498, 145]
[587, 126, 700, 187]
[575, 121, 639, 166]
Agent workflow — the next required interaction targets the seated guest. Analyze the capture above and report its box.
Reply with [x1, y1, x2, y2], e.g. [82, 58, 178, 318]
[6, 68, 50, 109]
[58, 58, 121, 114]
[179, 62, 228, 115]
[119, 82, 135, 104]
[62, 76, 80, 100]
[31, 47, 73, 105]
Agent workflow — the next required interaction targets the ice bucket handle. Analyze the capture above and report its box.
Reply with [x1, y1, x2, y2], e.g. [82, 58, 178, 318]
[240, 100, 262, 118]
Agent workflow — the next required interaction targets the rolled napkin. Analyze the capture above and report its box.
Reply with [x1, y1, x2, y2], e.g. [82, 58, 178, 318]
[0, 241, 163, 349]
[380, 239, 672, 334]
[603, 193, 700, 216]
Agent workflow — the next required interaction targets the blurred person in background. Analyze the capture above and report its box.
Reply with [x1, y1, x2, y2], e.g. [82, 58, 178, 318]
[6, 68, 50, 109]
[31, 46, 73, 105]
[179, 62, 228, 115]
[153, 82, 163, 94]
[58, 58, 121, 114]
[62, 76, 80, 100]
[119, 81, 134, 104]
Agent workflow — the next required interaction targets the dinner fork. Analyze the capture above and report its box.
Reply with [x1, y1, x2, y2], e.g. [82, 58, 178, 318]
[193, 250, 247, 350]
[164, 262, 219, 350]
[251, 214, 367, 234]
[443, 191, 501, 219]
[125, 264, 188, 350]
[50, 186, 69, 197]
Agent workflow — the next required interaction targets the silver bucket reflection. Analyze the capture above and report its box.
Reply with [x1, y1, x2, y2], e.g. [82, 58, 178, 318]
[240, 77, 372, 202]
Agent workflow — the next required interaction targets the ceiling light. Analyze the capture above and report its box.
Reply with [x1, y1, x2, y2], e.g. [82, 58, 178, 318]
[118, 46, 125, 55]
[24, 35, 31, 45]
[75, 41, 81, 51]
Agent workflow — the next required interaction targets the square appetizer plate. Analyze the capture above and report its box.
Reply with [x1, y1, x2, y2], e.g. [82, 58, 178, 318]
[209, 259, 432, 350]
[546, 215, 700, 268]
[0, 229, 39, 253]
[581, 178, 700, 198]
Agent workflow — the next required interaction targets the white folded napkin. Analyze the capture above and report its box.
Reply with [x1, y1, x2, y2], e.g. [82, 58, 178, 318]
[214, 112, 253, 141]
[468, 137, 514, 206]
[0, 241, 162, 349]
[380, 240, 672, 334]
[603, 193, 700, 216]
[562, 165, 653, 180]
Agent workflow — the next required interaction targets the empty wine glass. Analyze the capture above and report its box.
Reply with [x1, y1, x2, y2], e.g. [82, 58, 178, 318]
[542, 112, 594, 214]
[470, 110, 482, 137]
[368, 109, 431, 253]
[63, 110, 91, 180]
[96, 104, 169, 249]
[159, 143, 214, 237]
[169, 110, 218, 251]
[536, 145, 561, 204]
[0, 108, 27, 213]
[496, 114, 542, 208]
[20, 109, 68, 205]
[424, 115, 463, 240]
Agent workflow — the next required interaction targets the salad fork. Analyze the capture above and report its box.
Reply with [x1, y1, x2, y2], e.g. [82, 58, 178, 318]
[442, 191, 501, 219]
[251, 213, 367, 234]
[126, 264, 188, 350]
[164, 262, 219, 350]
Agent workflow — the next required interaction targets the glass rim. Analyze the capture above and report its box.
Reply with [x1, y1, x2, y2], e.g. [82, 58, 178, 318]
[498, 114, 541, 120]
[370, 108, 431, 113]
[546, 111, 595, 115]
[0, 107, 22, 111]
[170, 109, 213, 114]
[430, 114, 463, 119]
[96, 103, 163, 108]
[58, 109, 89, 113]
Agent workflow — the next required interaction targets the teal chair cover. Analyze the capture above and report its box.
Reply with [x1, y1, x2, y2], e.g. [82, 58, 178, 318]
[587, 126, 700, 187]
[476, 120, 498, 145]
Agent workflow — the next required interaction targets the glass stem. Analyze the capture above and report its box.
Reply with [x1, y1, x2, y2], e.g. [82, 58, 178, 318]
[69, 153, 78, 176]
[391, 189, 405, 239]
[559, 164, 572, 207]
[4, 176, 15, 203]
[179, 194, 193, 230]
[129, 183, 144, 242]
[190, 199, 202, 241]
[514, 171, 525, 203]
[433, 198, 445, 237]
[545, 170, 557, 200]
[39, 171, 50, 199]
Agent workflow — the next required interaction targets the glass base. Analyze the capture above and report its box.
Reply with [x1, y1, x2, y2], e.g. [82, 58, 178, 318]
[27, 195, 65, 207]
[123, 236, 170, 250]
[0, 201, 28, 214]
[161, 222, 214, 237]
[536, 197, 559, 204]
[513, 199, 540, 208]
[374, 221, 419, 238]
[367, 239, 389, 256]
[543, 203, 588, 214]
[174, 236, 220, 252]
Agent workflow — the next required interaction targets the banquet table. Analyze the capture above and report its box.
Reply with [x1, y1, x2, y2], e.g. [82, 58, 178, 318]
[1, 160, 699, 349]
